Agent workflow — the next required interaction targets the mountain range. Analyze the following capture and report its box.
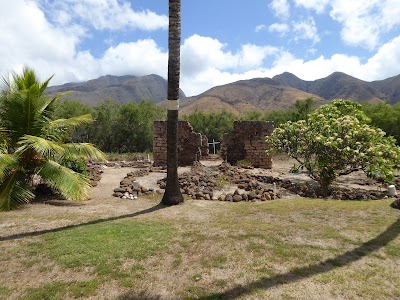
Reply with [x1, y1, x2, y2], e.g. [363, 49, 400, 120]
[47, 72, 400, 113]
[46, 74, 186, 105]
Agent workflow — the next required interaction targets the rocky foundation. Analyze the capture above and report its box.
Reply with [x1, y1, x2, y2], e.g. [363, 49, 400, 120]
[221, 121, 274, 168]
[153, 120, 208, 167]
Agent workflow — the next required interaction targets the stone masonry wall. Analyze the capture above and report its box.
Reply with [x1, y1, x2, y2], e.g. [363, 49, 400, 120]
[221, 121, 274, 169]
[153, 121, 209, 167]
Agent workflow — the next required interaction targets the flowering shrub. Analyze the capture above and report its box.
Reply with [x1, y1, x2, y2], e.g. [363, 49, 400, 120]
[267, 99, 400, 195]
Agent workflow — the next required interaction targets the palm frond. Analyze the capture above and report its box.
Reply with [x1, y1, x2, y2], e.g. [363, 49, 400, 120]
[36, 91, 71, 118]
[0, 169, 35, 211]
[16, 135, 65, 159]
[50, 114, 93, 130]
[62, 143, 106, 161]
[47, 91, 71, 107]
[0, 128, 8, 153]
[38, 160, 91, 201]
[0, 153, 19, 181]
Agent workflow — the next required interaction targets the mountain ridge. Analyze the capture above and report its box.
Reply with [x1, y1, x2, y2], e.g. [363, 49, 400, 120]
[46, 74, 186, 105]
[46, 72, 400, 112]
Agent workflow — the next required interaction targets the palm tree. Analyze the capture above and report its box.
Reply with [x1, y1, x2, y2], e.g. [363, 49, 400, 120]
[0, 67, 105, 211]
[162, 0, 184, 205]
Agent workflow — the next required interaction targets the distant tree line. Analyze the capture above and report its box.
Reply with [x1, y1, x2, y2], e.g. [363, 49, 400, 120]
[54, 99, 166, 153]
[54, 98, 400, 154]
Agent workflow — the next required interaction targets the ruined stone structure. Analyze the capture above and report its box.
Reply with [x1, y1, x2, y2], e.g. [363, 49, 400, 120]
[153, 121, 208, 167]
[221, 121, 274, 169]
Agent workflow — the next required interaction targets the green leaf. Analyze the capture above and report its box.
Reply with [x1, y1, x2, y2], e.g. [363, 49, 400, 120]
[0, 169, 35, 211]
[38, 160, 91, 200]
[16, 135, 65, 159]
[61, 143, 106, 161]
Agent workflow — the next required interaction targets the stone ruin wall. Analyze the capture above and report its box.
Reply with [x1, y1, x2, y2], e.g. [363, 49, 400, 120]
[153, 121, 209, 167]
[221, 121, 274, 169]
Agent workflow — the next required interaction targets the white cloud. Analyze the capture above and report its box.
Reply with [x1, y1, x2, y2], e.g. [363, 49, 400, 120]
[40, 0, 168, 31]
[360, 35, 400, 81]
[307, 48, 317, 55]
[292, 17, 320, 44]
[100, 39, 167, 77]
[180, 35, 279, 94]
[1, 0, 400, 100]
[270, 0, 290, 19]
[0, 0, 82, 79]
[0, 0, 168, 86]
[268, 23, 290, 35]
[179, 34, 400, 96]
[329, 0, 400, 50]
[181, 35, 238, 77]
[294, 0, 330, 13]
[255, 24, 267, 32]
[238, 44, 279, 69]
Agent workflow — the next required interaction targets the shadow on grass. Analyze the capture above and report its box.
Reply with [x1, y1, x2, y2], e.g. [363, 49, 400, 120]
[117, 218, 400, 300]
[196, 218, 400, 300]
[0, 204, 166, 242]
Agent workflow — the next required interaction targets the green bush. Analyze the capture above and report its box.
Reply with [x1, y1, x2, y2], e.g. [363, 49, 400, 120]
[268, 99, 400, 195]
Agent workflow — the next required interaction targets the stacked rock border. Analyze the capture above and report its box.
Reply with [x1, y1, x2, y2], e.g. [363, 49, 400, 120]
[111, 161, 398, 202]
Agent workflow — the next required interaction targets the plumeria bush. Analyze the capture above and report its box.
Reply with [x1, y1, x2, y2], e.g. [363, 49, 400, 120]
[267, 99, 400, 195]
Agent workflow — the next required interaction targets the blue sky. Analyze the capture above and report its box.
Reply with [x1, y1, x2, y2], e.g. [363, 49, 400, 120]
[1, 0, 400, 96]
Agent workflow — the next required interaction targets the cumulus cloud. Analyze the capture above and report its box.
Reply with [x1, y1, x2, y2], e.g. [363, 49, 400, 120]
[268, 23, 290, 35]
[360, 35, 400, 80]
[255, 24, 268, 32]
[329, 0, 400, 50]
[294, 0, 330, 13]
[0, 0, 168, 85]
[39, 0, 168, 31]
[180, 35, 280, 94]
[0, 0, 82, 80]
[292, 17, 320, 44]
[100, 39, 167, 77]
[1, 0, 400, 99]
[179, 34, 400, 95]
[270, 0, 290, 19]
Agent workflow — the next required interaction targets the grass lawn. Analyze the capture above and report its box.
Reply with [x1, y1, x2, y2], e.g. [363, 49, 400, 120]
[0, 198, 399, 299]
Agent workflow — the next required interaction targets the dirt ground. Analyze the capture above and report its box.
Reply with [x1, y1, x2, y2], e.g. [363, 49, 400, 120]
[0, 157, 385, 239]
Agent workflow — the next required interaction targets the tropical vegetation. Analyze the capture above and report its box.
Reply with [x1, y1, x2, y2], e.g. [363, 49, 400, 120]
[54, 99, 165, 153]
[0, 67, 105, 211]
[267, 99, 400, 194]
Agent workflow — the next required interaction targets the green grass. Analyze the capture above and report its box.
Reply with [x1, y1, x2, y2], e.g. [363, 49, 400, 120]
[23, 280, 100, 300]
[27, 221, 173, 276]
[0, 287, 11, 298]
[1, 198, 399, 299]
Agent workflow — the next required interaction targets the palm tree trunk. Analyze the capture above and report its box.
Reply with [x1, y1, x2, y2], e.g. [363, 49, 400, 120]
[162, 0, 184, 205]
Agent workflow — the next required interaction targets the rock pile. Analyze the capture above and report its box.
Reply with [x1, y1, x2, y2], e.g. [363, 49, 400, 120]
[87, 163, 105, 187]
[111, 161, 394, 202]
[217, 187, 279, 202]
[87, 161, 152, 187]
[390, 199, 400, 209]
[113, 171, 154, 199]
[157, 162, 281, 202]
[104, 161, 151, 168]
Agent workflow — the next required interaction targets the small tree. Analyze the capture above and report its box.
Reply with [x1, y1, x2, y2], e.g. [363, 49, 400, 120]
[267, 99, 400, 195]
[0, 67, 105, 210]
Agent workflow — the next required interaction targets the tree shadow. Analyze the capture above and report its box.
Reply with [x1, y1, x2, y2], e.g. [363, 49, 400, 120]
[196, 218, 400, 300]
[114, 218, 400, 300]
[0, 203, 166, 242]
